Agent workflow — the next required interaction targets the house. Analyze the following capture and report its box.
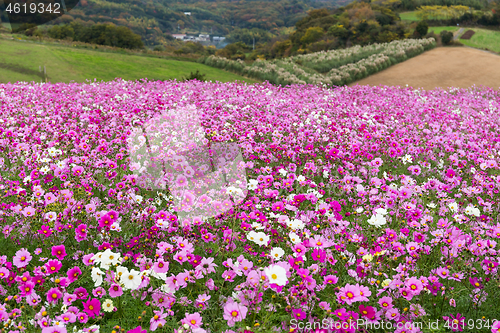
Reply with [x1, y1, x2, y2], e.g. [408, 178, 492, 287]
[195, 34, 209, 41]
[172, 34, 186, 40]
[184, 12, 191, 16]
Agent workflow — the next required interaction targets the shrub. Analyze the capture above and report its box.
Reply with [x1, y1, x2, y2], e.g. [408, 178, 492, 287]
[182, 70, 207, 82]
[440, 30, 454, 45]
[415, 21, 429, 38]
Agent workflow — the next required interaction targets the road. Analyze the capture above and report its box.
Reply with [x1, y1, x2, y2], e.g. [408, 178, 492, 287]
[454, 27, 464, 40]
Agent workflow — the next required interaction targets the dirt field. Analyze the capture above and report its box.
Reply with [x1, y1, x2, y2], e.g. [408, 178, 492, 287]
[349, 47, 500, 90]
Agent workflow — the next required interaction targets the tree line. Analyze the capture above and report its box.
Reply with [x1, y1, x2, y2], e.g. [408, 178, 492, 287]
[46, 22, 144, 49]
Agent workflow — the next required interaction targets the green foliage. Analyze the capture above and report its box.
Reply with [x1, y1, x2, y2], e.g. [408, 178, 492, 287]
[415, 20, 429, 37]
[328, 25, 351, 39]
[215, 41, 251, 60]
[300, 26, 325, 44]
[226, 28, 275, 47]
[11, 23, 37, 34]
[440, 29, 454, 44]
[47, 23, 144, 49]
[173, 41, 206, 55]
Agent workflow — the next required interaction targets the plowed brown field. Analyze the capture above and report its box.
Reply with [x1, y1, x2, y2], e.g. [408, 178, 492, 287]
[349, 47, 500, 90]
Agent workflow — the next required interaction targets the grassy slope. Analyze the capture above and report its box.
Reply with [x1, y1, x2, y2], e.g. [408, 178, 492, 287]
[0, 38, 260, 84]
[458, 28, 500, 53]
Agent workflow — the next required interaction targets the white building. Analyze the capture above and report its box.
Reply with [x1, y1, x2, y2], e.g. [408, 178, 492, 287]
[172, 34, 186, 40]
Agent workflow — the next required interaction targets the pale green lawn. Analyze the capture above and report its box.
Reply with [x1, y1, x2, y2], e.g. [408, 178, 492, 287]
[458, 28, 500, 54]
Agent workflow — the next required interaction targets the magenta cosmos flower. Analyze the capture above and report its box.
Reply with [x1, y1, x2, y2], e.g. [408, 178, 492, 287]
[13, 248, 32, 268]
[82, 297, 101, 318]
[51, 245, 67, 260]
[127, 327, 147, 333]
[44, 259, 62, 275]
[46, 287, 63, 303]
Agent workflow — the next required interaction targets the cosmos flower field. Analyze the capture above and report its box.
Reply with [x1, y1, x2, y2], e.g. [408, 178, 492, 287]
[1, 80, 500, 333]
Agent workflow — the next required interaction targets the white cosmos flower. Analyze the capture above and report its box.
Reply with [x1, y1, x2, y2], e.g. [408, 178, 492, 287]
[99, 249, 121, 270]
[367, 214, 387, 228]
[270, 247, 285, 260]
[402, 154, 413, 165]
[115, 266, 129, 280]
[448, 202, 458, 213]
[45, 212, 57, 221]
[253, 232, 270, 246]
[91, 267, 104, 287]
[289, 232, 301, 244]
[251, 222, 264, 230]
[247, 179, 258, 190]
[247, 231, 258, 243]
[288, 219, 305, 230]
[374, 208, 387, 215]
[264, 265, 288, 286]
[472, 207, 480, 217]
[427, 203, 437, 208]
[120, 269, 142, 290]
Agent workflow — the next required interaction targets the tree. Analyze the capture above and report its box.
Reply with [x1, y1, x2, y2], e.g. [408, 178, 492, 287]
[415, 20, 428, 37]
[300, 26, 324, 44]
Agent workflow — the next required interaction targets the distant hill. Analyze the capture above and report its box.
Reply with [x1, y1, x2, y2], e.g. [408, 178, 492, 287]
[12, 0, 356, 47]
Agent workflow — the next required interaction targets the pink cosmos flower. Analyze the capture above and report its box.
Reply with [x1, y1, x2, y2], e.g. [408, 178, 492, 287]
[446, 168, 456, 178]
[76, 312, 88, 323]
[406, 277, 423, 295]
[223, 300, 248, 327]
[21, 206, 36, 217]
[13, 248, 32, 268]
[150, 310, 168, 331]
[181, 312, 203, 329]
[337, 284, 361, 305]
[378, 296, 393, 310]
[109, 283, 123, 298]
[153, 259, 169, 274]
[491, 320, 500, 333]
[72, 165, 84, 177]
